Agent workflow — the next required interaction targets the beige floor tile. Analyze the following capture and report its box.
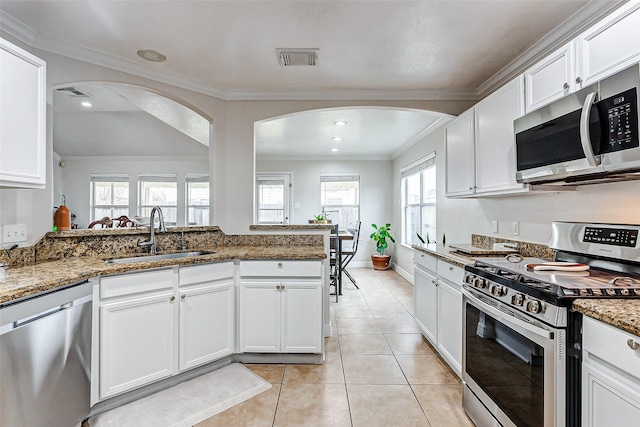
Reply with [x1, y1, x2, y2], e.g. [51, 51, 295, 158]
[273, 383, 351, 427]
[396, 354, 459, 385]
[375, 314, 422, 333]
[385, 333, 435, 355]
[244, 364, 285, 384]
[342, 354, 407, 385]
[334, 305, 375, 319]
[195, 384, 280, 427]
[283, 358, 344, 384]
[412, 384, 475, 427]
[347, 384, 431, 427]
[339, 333, 392, 354]
[324, 334, 341, 355]
[336, 317, 382, 334]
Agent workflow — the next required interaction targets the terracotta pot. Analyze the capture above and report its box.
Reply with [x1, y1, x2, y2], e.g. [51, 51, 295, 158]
[371, 254, 391, 270]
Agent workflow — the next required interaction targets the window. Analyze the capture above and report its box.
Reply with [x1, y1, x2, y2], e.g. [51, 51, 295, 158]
[186, 174, 210, 226]
[90, 175, 129, 221]
[138, 174, 177, 225]
[401, 154, 436, 245]
[320, 174, 359, 228]
[256, 174, 290, 224]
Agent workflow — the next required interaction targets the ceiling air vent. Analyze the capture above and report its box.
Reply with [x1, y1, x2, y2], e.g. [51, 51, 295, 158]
[277, 48, 318, 66]
[56, 87, 90, 97]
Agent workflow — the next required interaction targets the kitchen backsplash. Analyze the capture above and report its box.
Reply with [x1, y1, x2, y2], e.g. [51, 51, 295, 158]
[471, 234, 555, 259]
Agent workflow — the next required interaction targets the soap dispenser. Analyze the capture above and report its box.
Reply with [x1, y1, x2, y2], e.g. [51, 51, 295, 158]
[54, 195, 71, 231]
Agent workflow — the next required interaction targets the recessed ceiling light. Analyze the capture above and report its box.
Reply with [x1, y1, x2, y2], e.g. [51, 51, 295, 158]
[332, 137, 342, 142]
[331, 148, 339, 152]
[333, 120, 347, 126]
[137, 49, 167, 62]
[81, 101, 92, 107]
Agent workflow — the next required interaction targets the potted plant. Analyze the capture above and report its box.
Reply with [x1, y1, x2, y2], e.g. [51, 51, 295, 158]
[308, 213, 332, 224]
[370, 223, 395, 270]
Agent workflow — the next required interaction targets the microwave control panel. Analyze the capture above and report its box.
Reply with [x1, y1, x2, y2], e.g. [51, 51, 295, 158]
[600, 87, 639, 153]
[583, 226, 638, 247]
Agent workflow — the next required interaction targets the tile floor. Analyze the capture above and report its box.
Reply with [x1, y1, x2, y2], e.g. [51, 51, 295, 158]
[196, 267, 475, 427]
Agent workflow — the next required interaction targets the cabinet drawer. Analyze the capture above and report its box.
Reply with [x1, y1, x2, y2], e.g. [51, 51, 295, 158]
[100, 268, 174, 299]
[414, 251, 437, 272]
[437, 259, 464, 285]
[179, 262, 234, 286]
[239, 260, 321, 278]
[583, 317, 640, 381]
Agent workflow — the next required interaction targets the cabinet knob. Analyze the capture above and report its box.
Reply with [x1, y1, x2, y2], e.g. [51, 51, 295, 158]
[449, 266, 453, 272]
[627, 339, 639, 350]
[431, 279, 436, 284]
[277, 262, 283, 268]
[575, 77, 582, 84]
[170, 296, 175, 302]
[181, 294, 186, 300]
[469, 187, 473, 191]
[563, 82, 569, 90]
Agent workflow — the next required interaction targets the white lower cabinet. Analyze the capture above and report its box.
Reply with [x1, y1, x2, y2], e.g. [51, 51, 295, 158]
[582, 316, 640, 427]
[436, 278, 462, 375]
[414, 266, 438, 344]
[238, 260, 323, 354]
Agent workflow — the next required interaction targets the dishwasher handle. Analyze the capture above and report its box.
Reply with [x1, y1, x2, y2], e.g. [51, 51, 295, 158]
[12, 294, 92, 329]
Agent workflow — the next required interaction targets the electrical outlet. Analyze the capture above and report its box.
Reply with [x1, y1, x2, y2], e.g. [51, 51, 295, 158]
[491, 220, 498, 233]
[3, 224, 27, 243]
[512, 221, 519, 236]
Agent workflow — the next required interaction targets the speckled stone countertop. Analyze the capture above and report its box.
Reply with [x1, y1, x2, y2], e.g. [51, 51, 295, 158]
[0, 245, 326, 306]
[573, 299, 640, 337]
[411, 243, 473, 268]
[249, 224, 334, 231]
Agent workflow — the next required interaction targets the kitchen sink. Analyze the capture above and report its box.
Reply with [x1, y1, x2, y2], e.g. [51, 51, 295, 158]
[105, 251, 214, 264]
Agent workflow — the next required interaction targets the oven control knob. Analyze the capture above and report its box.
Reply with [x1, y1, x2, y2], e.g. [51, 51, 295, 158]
[473, 277, 487, 289]
[490, 285, 507, 297]
[525, 299, 543, 314]
[464, 274, 474, 284]
[511, 293, 524, 306]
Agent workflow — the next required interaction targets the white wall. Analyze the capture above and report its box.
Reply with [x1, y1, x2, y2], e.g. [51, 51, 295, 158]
[59, 156, 208, 228]
[257, 158, 393, 265]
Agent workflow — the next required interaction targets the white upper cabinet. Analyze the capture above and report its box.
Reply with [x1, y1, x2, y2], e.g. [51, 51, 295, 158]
[525, 1, 640, 113]
[524, 42, 575, 113]
[444, 109, 475, 197]
[0, 38, 46, 188]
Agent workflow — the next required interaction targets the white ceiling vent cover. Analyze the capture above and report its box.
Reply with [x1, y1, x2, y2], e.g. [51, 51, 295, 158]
[56, 87, 91, 97]
[277, 49, 318, 66]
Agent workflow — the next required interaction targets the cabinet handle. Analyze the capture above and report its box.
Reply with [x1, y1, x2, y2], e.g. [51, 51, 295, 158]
[181, 294, 186, 300]
[281, 285, 285, 291]
[431, 280, 436, 284]
[563, 82, 569, 90]
[449, 266, 454, 272]
[575, 77, 582, 84]
[627, 339, 639, 350]
[170, 296, 175, 302]
[277, 262, 283, 268]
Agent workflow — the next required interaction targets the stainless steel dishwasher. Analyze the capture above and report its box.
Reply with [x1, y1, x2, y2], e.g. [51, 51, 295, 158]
[0, 281, 92, 427]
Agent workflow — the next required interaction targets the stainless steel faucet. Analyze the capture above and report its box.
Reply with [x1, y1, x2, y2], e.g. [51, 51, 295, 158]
[138, 206, 166, 254]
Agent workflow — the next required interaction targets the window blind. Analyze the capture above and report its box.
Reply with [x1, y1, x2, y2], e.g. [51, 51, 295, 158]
[401, 152, 436, 178]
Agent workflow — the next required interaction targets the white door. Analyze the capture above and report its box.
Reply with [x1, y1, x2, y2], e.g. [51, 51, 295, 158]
[281, 282, 322, 353]
[256, 174, 291, 225]
[444, 110, 475, 197]
[99, 291, 176, 399]
[179, 282, 234, 371]
[524, 42, 575, 112]
[414, 267, 438, 345]
[238, 282, 281, 352]
[436, 280, 462, 376]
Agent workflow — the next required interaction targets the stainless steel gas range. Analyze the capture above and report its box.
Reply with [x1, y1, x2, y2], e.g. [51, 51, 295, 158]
[461, 221, 640, 427]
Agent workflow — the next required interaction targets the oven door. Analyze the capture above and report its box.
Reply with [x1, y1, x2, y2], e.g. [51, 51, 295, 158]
[462, 287, 565, 427]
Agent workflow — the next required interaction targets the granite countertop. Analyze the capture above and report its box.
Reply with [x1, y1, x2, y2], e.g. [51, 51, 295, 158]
[249, 224, 334, 231]
[412, 243, 475, 268]
[0, 245, 326, 306]
[573, 299, 640, 337]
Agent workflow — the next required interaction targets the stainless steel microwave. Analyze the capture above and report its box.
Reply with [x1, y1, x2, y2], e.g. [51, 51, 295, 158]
[515, 64, 640, 185]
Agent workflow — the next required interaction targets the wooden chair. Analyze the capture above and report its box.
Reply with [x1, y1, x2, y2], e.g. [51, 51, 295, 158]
[88, 217, 113, 229]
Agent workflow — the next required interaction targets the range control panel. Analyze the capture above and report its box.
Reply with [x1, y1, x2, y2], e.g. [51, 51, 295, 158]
[583, 226, 638, 247]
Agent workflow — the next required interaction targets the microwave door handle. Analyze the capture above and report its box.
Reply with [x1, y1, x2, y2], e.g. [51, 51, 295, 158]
[580, 91, 601, 166]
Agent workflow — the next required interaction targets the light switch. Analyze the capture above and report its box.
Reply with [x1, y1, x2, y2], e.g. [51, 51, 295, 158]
[512, 221, 519, 236]
[2, 224, 27, 243]
[491, 220, 498, 233]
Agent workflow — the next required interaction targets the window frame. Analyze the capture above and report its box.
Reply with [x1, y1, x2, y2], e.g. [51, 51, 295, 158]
[186, 174, 210, 226]
[137, 173, 178, 226]
[89, 174, 130, 222]
[320, 173, 360, 228]
[401, 153, 436, 247]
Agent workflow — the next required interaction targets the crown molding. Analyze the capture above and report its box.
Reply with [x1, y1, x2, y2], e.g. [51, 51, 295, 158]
[391, 115, 453, 159]
[61, 155, 206, 162]
[257, 155, 392, 162]
[0, 9, 37, 45]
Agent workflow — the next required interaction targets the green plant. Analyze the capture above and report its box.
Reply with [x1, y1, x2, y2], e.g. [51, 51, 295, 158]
[370, 223, 395, 255]
[314, 213, 327, 221]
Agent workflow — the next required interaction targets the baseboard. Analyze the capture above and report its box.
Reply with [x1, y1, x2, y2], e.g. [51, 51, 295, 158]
[392, 263, 414, 285]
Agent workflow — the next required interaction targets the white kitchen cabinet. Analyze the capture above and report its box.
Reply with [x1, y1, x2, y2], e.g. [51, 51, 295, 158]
[474, 76, 526, 195]
[414, 266, 438, 344]
[444, 109, 475, 197]
[238, 260, 322, 354]
[524, 42, 575, 113]
[178, 263, 235, 371]
[0, 38, 46, 189]
[98, 269, 177, 400]
[436, 276, 463, 376]
[582, 316, 640, 427]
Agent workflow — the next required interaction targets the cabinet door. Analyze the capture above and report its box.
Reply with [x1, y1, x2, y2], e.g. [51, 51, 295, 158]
[281, 281, 322, 353]
[445, 109, 475, 197]
[524, 42, 575, 112]
[179, 281, 234, 371]
[99, 291, 176, 399]
[576, 0, 640, 88]
[0, 38, 46, 188]
[238, 282, 280, 353]
[436, 280, 462, 376]
[414, 267, 438, 345]
[474, 76, 527, 195]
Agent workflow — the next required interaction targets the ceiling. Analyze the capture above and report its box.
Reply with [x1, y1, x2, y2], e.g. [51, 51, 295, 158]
[0, 1, 622, 159]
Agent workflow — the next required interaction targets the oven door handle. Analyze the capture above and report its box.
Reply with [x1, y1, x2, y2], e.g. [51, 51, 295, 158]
[462, 287, 555, 341]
